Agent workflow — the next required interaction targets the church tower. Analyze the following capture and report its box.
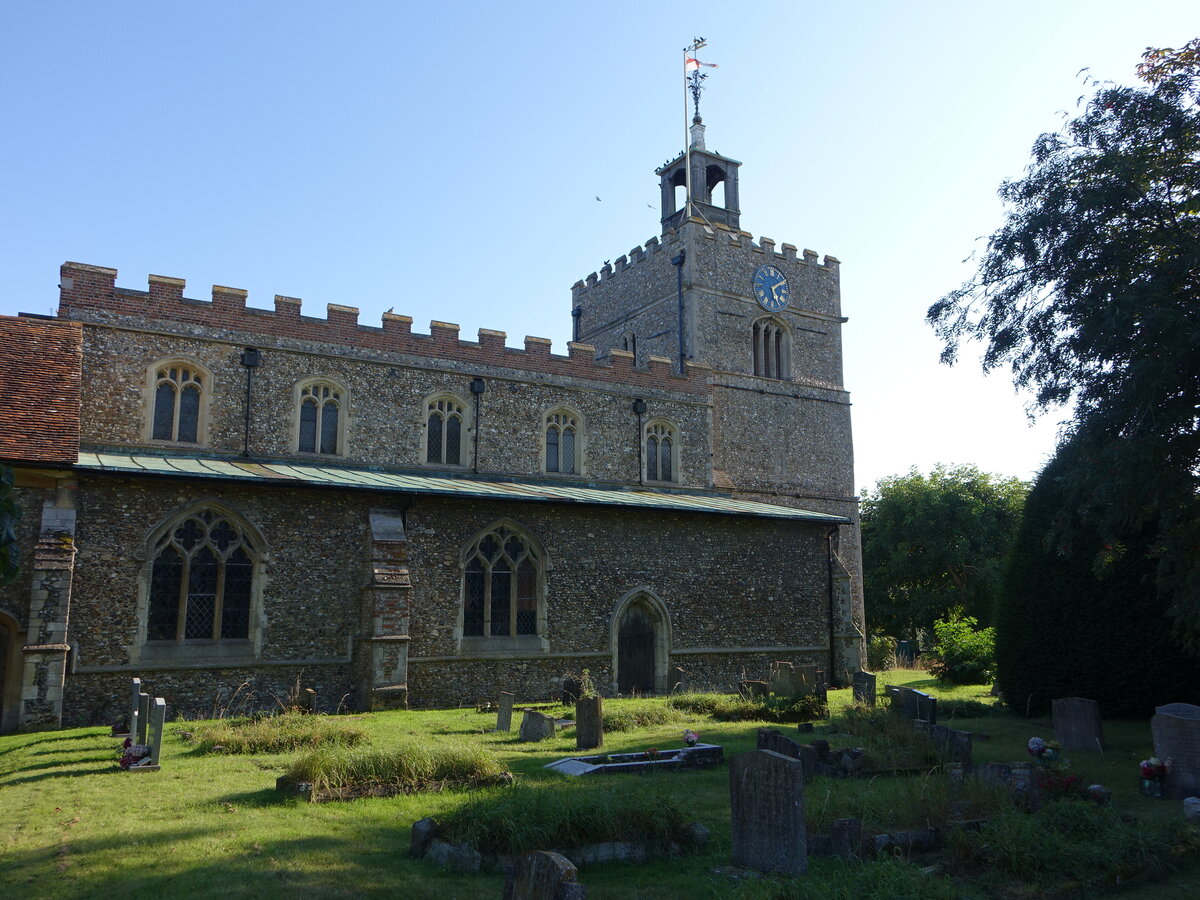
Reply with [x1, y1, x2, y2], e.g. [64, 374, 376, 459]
[569, 114, 867, 681]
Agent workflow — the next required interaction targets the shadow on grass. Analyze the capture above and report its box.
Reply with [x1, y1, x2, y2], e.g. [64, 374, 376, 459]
[0, 763, 121, 787]
[216, 787, 292, 808]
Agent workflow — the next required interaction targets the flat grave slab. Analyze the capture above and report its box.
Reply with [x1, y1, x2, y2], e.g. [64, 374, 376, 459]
[545, 743, 723, 776]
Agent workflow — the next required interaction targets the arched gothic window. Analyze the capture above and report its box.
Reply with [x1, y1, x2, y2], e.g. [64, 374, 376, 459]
[463, 523, 542, 639]
[544, 409, 580, 475]
[151, 362, 205, 442]
[645, 420, 679, 483]
[752, 318, 791, 380]
[297, 380, 344, 455]
[146, 509, 258, 643]
[425, 395, 465, 466]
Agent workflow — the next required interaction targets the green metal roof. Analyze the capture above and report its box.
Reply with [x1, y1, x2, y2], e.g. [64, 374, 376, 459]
[73, 452, 849, 524]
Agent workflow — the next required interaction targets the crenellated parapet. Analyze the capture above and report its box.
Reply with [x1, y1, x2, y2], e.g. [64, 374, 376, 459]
[58, 263, 710, 395]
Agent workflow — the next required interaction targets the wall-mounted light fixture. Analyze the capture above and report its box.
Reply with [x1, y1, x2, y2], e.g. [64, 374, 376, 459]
[239, 347, 261, 457]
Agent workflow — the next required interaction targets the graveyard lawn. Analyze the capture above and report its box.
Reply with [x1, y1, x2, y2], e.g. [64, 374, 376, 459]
[0, 671, 1197, 899]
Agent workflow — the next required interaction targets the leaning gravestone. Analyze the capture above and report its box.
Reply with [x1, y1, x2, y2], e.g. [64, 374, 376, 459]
[502, 850, 587, 900]
[1053, 697, 1104, 750]
[519, 709, 557, 742]
[770, 662, 795, 696]
[136, 692, 151, 744]
[852, 671, 876, 706]
[575, 696, 603, 750]
[1151, 703, 1200, 799]
[496, 691, 516, 732]
[729, 750, 807, 875]
[131, 697, 166, 772]
[562, 676, 583, 705]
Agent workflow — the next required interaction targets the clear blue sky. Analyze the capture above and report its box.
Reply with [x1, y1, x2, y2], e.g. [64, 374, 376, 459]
[2, 2, 1193, 493]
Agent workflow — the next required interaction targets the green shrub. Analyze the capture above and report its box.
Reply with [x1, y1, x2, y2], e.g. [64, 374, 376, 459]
[439, 783, 695, 854]
[188, 711, 367, 754]
[866, 633, 897, 671]
[927, 612, 995, 685]
[288, 738, 508, 796]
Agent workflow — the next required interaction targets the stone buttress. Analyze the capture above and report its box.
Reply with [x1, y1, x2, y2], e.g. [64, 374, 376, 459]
[358, 509, 411, 709]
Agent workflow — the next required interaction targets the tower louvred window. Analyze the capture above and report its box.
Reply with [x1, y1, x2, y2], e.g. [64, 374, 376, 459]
[753, 318, 790, 380]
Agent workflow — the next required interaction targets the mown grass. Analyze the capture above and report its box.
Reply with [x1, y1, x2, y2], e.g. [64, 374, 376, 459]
[288, 738, 510, 797]
[1, 670, 1197, 899]
[187, 710, 368, 753]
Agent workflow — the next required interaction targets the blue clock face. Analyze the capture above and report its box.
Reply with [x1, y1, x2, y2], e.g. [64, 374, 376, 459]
[753, 265, 791, 312]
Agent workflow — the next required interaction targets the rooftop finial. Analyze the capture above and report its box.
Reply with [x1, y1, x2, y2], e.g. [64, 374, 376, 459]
[684, 37, 718, 120]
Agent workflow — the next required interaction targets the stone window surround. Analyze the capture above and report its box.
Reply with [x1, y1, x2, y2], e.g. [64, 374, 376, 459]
[132, 499, 268, 665]
[540, 405, 586, 477]
[142, 356, 213, 446]
[643, 417, 681, 484]
[455, 518, 550, 656]
[421, 390, 472, 469]
[291, 376, 350, 457]
[751, 315, 793, 380]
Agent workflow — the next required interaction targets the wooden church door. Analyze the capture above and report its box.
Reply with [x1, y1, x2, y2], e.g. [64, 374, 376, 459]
[617, 605, 656, 694]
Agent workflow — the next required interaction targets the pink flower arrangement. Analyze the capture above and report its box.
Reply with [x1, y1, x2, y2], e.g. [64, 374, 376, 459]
[682, 730, 700, 746]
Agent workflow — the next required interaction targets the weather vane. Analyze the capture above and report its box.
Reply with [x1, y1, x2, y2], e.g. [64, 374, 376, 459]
[685, 37, 718, 120]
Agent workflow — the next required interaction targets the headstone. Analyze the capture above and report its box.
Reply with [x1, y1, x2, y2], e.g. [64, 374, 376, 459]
[298, 688, 317, 713]
[496, 691, 516, 732]
[519, 708, 557, 742]
[830, 818, 861, 859]
[136, 692, 150, 744]
[929, 724, 951, 751]
[562, 676, 583, 705]
[1053, 697, 1105, 750]
[945, 762, 966, 786]
[126, 678, 143, 740]
[729, 750, 807, 875]
[886, 685, 917, 718]
[852, 671, 876, 706]
[769, 662, 795, 696]
[132, 698, 166, 772]
[1151, 703, 1200, 799]
[949, 730, 973, 765]
[915, 691, 937, 725]
[795, 665, 819, 696]
[502, 850, 587, 900]
[575, 696, 603, 750]
[410, 817, 439, 857]
[1009, 762, 1041, 810]
[756, 728, 802, 763]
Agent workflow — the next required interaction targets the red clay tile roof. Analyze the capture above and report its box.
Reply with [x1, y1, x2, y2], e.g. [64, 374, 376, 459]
[0, 315, 81, 464]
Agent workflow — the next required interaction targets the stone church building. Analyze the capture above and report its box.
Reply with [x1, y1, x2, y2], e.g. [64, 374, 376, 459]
[0, 123, 865, 731]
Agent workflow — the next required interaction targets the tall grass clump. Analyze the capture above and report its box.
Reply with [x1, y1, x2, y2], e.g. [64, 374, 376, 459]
[806, 771, 1015, 834]
[764, 856, 964, 900]
[948, 801, 1194, 891]
[188, 711, 367, 753]
[667, 691, 825, 723]
[439, 782, 694, 854]
[825, 704, 943, 770]
[288, 738, 509, 797]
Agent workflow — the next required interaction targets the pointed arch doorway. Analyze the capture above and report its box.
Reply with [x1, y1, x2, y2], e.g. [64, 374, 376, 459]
[0, 611, 23, 733]
[611, 590, 670, 695]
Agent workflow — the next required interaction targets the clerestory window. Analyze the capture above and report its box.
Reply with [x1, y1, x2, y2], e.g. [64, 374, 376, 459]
[297, 380, 345, 455]
[146, 508, 258, 643]
[425, 395, 466, 466]
[150, 362, 206, 443]
[544, 409, 580, 475]
[645, 420, 679, 483]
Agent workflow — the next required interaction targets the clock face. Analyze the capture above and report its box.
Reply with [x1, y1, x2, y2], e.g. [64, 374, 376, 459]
[752, 265, 791, 312]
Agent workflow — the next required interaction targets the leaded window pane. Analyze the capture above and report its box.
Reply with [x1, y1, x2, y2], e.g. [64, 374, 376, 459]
[427, 414, 443, 463]
[446, 416, 461, 465]
[147, 547, 182, 640]
[562, 428, 575, 475]
[490, 558, 511, 636]
[516, 560, 537, 635]
[320, 402, 339, 454]
[647, 436, 659, 481]
[546, 427, 559, 472]
[221, 548, 252, 639]
[464, 559, 485, 636]
[153, 383, 175, 440]
[299, 399, 317, 452]
[178, 384, 200, 442]
[185, 547, 218, 639]
[660, 438, 673, 482]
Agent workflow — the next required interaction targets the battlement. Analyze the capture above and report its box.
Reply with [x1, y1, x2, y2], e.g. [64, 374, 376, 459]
[570, 221, 838, 301]
[58, 263, 709, 396]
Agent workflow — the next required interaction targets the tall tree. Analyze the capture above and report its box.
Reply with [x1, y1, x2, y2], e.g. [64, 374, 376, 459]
[861, 465, 1027, 641]
[927, 41, 1200, 645]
